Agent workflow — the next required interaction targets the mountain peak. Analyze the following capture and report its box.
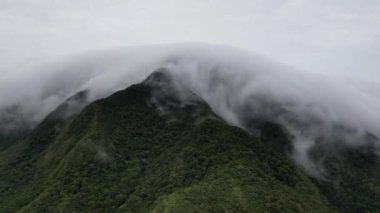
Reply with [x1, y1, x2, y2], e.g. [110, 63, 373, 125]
[1, 69, 379, 212]
[0, 71, 335, 212]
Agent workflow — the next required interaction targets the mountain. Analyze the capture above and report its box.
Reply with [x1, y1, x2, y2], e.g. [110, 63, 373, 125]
[0, 106, 32, 151]
[0, 69, 378, 212]
[234, 89, 380, 212]
[0, 90, 89, 152]
[310, 138, 380, 213]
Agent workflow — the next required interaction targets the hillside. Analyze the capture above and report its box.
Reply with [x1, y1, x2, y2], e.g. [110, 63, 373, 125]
[0, 106, 32, 151]
[0, 71, 334, 212]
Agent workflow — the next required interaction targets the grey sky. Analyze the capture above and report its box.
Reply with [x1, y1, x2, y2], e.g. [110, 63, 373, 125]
[0, 0, 379, 78]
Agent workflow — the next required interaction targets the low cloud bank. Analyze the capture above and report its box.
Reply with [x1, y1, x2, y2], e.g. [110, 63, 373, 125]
[1, 43, 379, 174]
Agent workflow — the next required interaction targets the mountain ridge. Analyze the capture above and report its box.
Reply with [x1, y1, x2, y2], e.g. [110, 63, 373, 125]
[0, 70, 336, 212]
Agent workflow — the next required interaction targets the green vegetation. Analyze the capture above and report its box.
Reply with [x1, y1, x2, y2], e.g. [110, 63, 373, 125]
[311, 143, 380, 213]
[0, 130, 26, 151]
[0, 80, 334, 212]
[1, 71, 380, 213]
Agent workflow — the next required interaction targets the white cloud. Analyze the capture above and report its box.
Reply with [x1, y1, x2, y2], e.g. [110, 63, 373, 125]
[0, 0, 379, 78]
[1, 0, 379, 175]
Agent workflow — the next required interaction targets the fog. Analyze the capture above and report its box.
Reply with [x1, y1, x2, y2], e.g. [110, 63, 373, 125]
[0, 1, 380, 175]
[0, 44, 379, 175]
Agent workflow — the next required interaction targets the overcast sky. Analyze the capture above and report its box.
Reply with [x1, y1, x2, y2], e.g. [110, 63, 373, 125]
[0, 0, 379, 79]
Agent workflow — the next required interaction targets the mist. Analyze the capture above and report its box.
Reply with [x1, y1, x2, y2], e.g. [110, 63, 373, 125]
[1, 1, 380, 175]
[0, 43, 379, 175]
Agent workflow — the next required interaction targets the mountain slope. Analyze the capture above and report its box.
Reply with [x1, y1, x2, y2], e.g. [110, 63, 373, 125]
[310, 140, 380, 213]
[0, 106, 32, 151]
[0, 71, 333, 212]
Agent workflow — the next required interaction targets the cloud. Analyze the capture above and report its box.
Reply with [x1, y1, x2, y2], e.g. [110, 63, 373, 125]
[0, 0, 379, 78]
[0, 1, 379, 175]
[0, 42, 379, 176]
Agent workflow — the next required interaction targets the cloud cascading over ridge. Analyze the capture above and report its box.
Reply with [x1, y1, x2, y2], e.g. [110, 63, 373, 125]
[1, 43, 380, 176]
[0, 1, 379, 175]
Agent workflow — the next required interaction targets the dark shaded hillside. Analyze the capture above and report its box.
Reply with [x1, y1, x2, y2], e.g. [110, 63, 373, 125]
[235, 89, 380, 213]
[0, 90, 88, 152]
[0, 71, 333, 212]
[310, 140, 380, 213]
[0, 106, 32, 151]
